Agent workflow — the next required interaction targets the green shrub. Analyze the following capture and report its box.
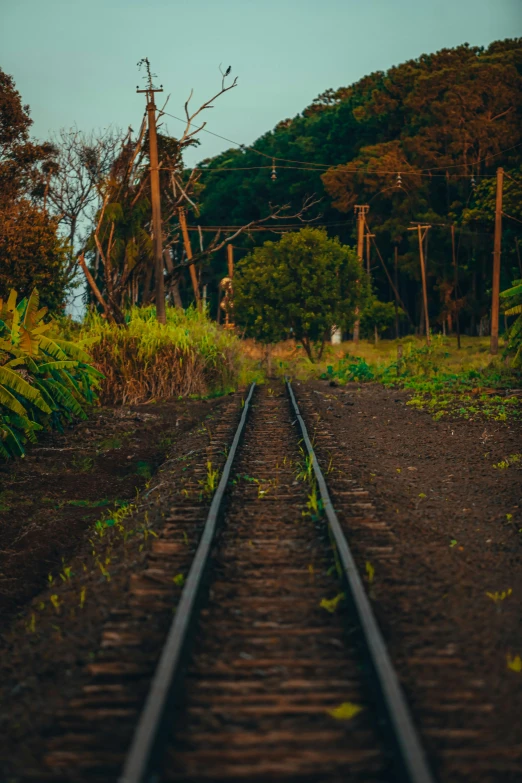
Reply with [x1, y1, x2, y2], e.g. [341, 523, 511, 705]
[320, 355, 374, 383]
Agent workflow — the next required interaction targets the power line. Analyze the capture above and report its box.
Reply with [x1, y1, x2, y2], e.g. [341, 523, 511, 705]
[502, 211, 522, 225]
[161, 109, 522, 177]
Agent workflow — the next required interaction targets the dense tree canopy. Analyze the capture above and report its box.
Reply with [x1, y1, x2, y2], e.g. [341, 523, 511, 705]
[196, 39, 522, 336]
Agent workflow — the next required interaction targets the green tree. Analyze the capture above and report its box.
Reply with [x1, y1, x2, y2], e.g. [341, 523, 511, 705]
[0, 68, 69, 312]
[361, 298, 400, 343]
[0, 201, 69, 313]
[198, 39, 522, 335]
[234, 228, 368, 361]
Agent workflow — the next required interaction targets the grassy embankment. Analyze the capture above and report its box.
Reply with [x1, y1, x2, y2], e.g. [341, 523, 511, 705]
[253, 336, 522, 422]
[80, 306, 259, 405]
[0, 300, 259, 460]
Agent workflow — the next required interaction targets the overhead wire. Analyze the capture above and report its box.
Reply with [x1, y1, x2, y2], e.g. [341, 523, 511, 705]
[161, 109, 522, 178]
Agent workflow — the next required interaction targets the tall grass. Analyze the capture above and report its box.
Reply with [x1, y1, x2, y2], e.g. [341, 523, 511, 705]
[81, 306, 249, 404]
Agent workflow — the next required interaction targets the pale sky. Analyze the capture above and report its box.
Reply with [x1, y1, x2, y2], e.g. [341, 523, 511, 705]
[2, 0, 521, 167]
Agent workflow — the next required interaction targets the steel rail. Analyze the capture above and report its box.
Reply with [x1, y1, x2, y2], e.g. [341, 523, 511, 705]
[120, 382, 256, 783]
[286, 379, 436, 783]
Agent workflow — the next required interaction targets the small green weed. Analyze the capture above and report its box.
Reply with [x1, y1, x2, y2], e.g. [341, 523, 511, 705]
[327, 702, 363, 720]
[320, 593, 345, 614]
[135, 461, 153, 479]
[72, 455, 95, 473]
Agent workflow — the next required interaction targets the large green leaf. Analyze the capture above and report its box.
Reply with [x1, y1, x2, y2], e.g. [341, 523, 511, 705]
[37, 360, 80, 373]
[500, 283, 522, 299]
[38, 335, 68, 360]
[0, 366, 51, 413]
[44, 379, 87, 419]
[23, 288, 40, 328]
[0, 385, 28, 417]
[1, 423, 25, 457]
[52, 339, 92, 363]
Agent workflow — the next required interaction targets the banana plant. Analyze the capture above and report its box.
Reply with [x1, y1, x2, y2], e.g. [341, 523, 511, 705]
[500, 279, 522, 367]
[0, 288, 103, 458]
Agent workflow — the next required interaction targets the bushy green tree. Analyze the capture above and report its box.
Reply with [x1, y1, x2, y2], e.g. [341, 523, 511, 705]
[234, 228, 368, 360]
[361, 298, 400, 342]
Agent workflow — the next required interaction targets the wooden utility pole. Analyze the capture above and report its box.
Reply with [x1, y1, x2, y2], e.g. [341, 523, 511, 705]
[353, 205, 369, 343]
[451, 224, 461, 349]
[394, 245, 400, 339]
[178, 207, 201, 307]
[408, 224, 431, 345]
[137, 68, 166, 324]
[365, 231, 375, 275]
[227, 244, 234, 278]
[490, 167, 504, 355]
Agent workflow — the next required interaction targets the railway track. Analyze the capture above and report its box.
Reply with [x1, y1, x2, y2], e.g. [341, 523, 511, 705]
[42, 382, 435, 783]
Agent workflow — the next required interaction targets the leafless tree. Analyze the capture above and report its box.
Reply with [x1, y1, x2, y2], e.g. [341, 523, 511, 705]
[77, 66, 320, 321]
[47, 126, 124, 278]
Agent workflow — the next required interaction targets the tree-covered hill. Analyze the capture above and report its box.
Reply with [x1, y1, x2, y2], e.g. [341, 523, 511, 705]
[196, 39, 522, 335]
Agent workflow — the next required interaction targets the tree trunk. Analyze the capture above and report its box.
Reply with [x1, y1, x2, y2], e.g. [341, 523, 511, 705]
[317, 331, 329, 360]
[172, 279, 183, 309]
[301, 338, 313, 362]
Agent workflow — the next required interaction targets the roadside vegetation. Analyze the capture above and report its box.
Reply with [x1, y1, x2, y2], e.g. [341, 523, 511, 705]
[81, 305, 253, 405]
[0, 288, 102, 458]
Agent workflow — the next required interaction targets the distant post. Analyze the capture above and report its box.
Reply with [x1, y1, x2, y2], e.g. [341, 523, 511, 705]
[178, 207, 201, 308]
[490, 167, 504, 355]
[451, 224, 461, 349]
[227, 244, 234, 278]
[137, 60, 166, 324]
[408, 224, 431, 345]
[353, 204, 369, 343]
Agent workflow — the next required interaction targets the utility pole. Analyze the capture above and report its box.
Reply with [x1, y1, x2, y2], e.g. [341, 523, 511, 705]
[451, 224, 461, 349]
[227, 244, 234, 278]
[394, 245, 400, 339]
[365, 231, 375, 275]
[137, 60, 166, 324]
[490, 167, 504, 355]
[353, 205, 369, 343]
[178, 207, 201, 308]
[408, 224, 431, 345]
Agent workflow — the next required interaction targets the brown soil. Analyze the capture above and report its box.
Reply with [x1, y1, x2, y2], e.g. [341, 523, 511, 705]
[1, 378, 521, 782]
[296, 379, 522, 782]
[0, 393, 237, 781]
[0, 398, 228, 621]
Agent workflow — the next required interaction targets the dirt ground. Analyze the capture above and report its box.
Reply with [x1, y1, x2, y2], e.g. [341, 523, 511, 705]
[1, 379, 521, 781]
[298, 379, 522, 780]
[0, 393, 237, 780]
[0, 397, 229, 621]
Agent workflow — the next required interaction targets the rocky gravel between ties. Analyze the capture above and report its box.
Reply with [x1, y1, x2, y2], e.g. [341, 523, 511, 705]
[295, 379, 522, 783]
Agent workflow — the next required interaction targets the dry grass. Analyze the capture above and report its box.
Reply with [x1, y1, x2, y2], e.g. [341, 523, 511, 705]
[81, 307, 253, 405]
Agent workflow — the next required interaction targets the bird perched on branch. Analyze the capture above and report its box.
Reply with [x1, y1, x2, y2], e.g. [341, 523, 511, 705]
[225, 66, 231, 76]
